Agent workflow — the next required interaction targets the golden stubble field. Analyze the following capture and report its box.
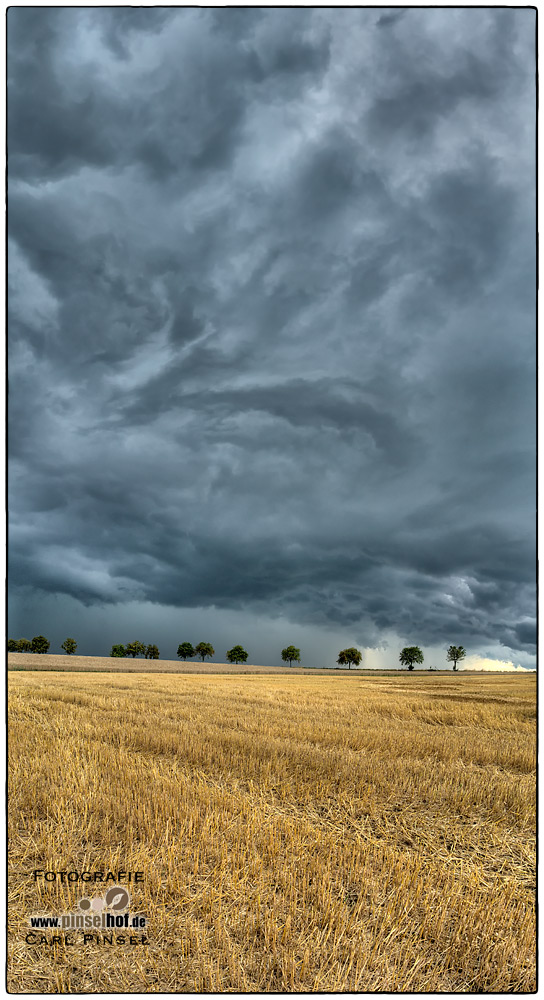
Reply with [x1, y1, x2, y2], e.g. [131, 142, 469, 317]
[8, 668, 535, 993]
[7, 652, 354, 674]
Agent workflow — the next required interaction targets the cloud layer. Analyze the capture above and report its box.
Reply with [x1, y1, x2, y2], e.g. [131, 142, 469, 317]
[8, 9, 536, 662]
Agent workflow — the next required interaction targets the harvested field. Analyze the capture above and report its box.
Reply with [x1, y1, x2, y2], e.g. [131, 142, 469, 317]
[6, 652, 511, 676]
[8, 669, 535, 992]
[8, 652, 355, 674]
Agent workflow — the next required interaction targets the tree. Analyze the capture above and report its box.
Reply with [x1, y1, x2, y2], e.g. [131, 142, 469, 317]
[145, 644, 160, 659]
[399, 646, 424, 671]
[125, 641, 146, 658]
[31, 635, 50, 654]
[281, 646, 301, 667]
[337, 647, 362, 669]
[446, 645, 466, 671]
[110, 644, 126, 657]
[177, 642, 195, 660]
[61, 638, 77, 655]
[195, 642, 214, 662]
[7, 639, 18, 652]
[17, 638, 32, 652]
[226, 645, 248, 664]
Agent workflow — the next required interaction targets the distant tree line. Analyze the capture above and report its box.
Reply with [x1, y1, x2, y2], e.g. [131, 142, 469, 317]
[110, 642, 160, 658]
[177, 642, 215, 661]
[8, 636, 51, 654]
[7, 634, 467, 671]
[8, 636, 78, 654]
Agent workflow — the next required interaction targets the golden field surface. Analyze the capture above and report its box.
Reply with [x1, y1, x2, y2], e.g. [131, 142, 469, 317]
[8, 669, 535, 993]
[8, 651, 353, 674]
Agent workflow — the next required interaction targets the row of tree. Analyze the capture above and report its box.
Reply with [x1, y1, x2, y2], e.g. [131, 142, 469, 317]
[275, 645, 466, 670]
[111, 641, 246, 662]
[177, 642, 216, 661]
[8, 635, 59, 654]
[284, 645, 467, 670]
[398, 645, 466, 670]
[178, 643, 302, 665]
[110, 642, 160, 659]
[8, 635, 467, 670]
[9, 636, 77, 654]
[173, 643, 467, 670]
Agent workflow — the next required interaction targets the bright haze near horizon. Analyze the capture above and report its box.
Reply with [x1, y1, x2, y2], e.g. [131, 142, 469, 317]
[8, 8, 536, 671]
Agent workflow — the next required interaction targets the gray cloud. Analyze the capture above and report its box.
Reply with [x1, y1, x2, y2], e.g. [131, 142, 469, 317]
[8, 8, 535, 663]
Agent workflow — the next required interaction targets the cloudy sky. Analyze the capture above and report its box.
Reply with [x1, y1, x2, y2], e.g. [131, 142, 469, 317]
[8, 8, 536, 669]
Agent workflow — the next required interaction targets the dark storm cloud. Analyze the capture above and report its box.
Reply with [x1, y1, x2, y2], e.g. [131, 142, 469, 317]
[8, 8, 536, 660]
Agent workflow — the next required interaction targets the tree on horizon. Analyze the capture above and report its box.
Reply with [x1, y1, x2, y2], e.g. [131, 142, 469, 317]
[399, 646, 424, 671]
[61, 638, 77, 655]
[226, 645, 248, 663]
[195, 641, 214, 661]
[446, 645, 466, 671]
[281, 646, 301, 667]
[337, 647, 362, 669]
[125, 640, 146, 658]
[31, 635, 50, 654]
[177, 642, 195, 660]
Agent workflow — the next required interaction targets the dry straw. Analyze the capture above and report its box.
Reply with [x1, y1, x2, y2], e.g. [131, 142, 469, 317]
[8, 668, 535, 992]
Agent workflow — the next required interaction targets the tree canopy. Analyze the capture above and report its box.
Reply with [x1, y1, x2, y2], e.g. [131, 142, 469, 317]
[177, 642, 195, 660]
[195, 641, 214, 661]
[61, 638, 77, 655]
[446, 645, 466, 671]
[281, 646, 301, 667]
[31, 635, 50, 654]
[110, 644, 126, 657]
[399, 646, 424, 670]
[226, 645, 248, 663]
[337, 647, 362, 669]
[125, 640, 146, 658]
[145, 644, 160, 659]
